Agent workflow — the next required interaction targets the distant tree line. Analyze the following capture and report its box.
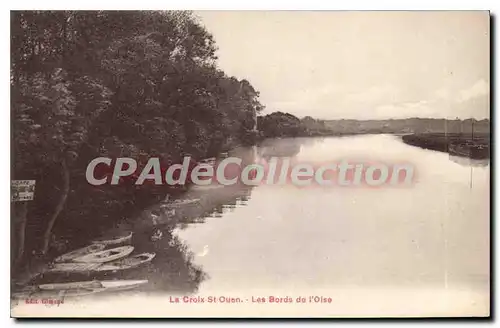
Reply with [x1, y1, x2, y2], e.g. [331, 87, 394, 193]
[257, 112, 490, 138]
[257, 112, 333, 138]
[11, 11, 263, 268]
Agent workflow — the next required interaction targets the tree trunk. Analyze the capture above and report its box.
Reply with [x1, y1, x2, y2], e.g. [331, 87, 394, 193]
[14, 201, 28, 267]
[41, 159, 70, 255]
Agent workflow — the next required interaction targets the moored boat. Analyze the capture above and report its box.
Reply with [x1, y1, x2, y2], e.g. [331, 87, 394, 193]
[54, 244, 106, 263]
[72, 246, 134, 263]
[47, 253, 155, 273]
[38, 280, 148, 292]
[47, 262, 102, 273]
[93, 280, 148, 291]
[91, 231, 133, 246]
[38, 280, 102, 290]
[449, 142, 470, 158]
[94, 253, 156, 272]
[449, 142, 490, 159]
[469, 144, 490, 159]
[162, 198, 200, 206]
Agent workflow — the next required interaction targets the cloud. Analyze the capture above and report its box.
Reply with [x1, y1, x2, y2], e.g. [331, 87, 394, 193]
[454, 93, 490, 119]
[373, 88, 490, 120]
[370, 79, 490, 119]
[458, 79, 489, 102]
[199, 11, 489, 120]
[266, 79, 490, 120]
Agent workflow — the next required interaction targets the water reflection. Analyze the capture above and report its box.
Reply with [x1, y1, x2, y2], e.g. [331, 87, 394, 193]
[16, 135, 489, 307]
[258, 137, 303, 159]
[122, 144, 259, 294]
[176, 135, 489, 299]
[449, 155, 490, 167]
[14, 144, 262, 302]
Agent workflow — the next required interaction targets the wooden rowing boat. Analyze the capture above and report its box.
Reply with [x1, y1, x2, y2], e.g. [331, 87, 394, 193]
[54, 244, 106, 263]
[72, 246, 134, 263]
[12, 280, 149, 302]
[162, 198, 200, 207]
[39, 280, 102, 290]
[91, 231, 133, 246]
[38, 280, 148, 292]
[47, 253, 156, 273]
[48, 262, 102, 273]
[94, 253, 156, 272]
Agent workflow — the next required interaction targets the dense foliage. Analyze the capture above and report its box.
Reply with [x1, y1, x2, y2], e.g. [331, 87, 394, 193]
[257, 112, 305, 138]
[258, 112, 334, 138]
[11, 11, 263, 267]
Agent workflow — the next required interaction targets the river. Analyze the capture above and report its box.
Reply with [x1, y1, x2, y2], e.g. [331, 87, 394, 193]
[13, 134, 490, 317]
[176, 134, 489, 316]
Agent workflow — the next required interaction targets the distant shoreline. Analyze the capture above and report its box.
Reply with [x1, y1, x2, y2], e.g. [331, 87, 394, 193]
[401, 133, 490, 159]
[258, 112, 490, 139]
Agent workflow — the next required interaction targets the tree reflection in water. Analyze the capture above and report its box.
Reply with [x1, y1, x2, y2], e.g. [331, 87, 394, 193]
[20, 145, 261, 298]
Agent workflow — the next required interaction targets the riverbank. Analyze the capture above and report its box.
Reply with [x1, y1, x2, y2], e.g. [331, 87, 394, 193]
[11, 146, 258, 298]
[11, 187, 242, 298]
[401, 133, 490, 159]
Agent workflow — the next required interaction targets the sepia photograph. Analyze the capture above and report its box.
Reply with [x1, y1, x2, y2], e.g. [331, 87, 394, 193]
[10, 10, 490, 318]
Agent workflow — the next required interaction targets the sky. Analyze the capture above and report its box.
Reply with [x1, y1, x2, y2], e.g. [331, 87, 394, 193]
[196, 11, 490, 120]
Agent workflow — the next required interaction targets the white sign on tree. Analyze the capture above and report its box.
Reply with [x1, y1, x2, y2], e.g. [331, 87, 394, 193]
[11, 180, 36, 202]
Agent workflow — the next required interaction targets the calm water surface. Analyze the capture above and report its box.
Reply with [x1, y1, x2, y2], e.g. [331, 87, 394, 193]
[15, 134, 489, 316]
[174, 134, 489, 314]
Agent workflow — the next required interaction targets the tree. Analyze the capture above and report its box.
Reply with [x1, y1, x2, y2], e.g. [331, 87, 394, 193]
[258, 112, 305, 138]
[11, 11, 264, 266]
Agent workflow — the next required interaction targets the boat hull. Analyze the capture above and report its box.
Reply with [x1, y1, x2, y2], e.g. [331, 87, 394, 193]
[54, 244, 106, 263]
[162, 198, 200, 207]
[94, 253, 156, 272]
[91, 232, 133, 246]
[72, 246, 134, 263]
[48, 253, 156, 273]
[38, 280, 148, 291]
